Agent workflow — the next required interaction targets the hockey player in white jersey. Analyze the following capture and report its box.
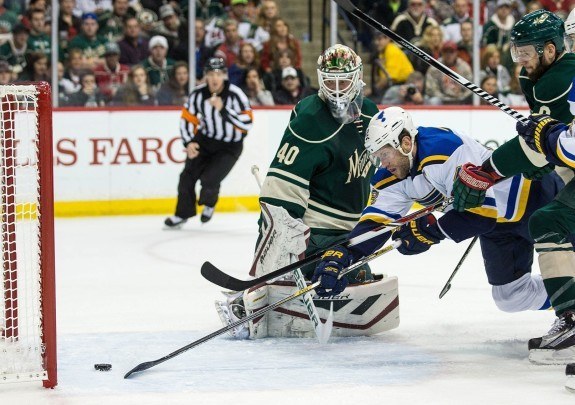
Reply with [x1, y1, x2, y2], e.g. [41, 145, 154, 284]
[313, 106, 569, 314]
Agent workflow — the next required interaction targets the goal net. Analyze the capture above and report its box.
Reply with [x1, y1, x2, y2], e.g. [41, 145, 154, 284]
[0, 83, 57, 388]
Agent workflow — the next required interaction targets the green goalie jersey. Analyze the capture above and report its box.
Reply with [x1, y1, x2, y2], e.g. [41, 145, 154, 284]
[260, 95, 379, 235]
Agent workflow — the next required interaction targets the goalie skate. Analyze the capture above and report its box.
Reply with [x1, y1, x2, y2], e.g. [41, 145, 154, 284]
[214, 291, 249, 339]
[528, 311, 575, 365]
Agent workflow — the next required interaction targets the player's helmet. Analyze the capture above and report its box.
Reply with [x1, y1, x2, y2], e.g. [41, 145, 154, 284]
[204, 57, 227, 74]
[317, 44, 364, 124]
[365, 107, 418, 168]
[566, 9, 575, 51]
[510, 10, 566, 62]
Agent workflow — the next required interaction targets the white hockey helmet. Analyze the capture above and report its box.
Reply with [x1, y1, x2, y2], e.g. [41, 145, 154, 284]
[317, 44, 365, 124]
[566, 9, 575, 52]
[365, 107, 418, 169]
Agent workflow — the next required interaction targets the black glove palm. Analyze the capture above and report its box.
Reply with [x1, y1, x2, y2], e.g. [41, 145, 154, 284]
[393, 214, 445, 255]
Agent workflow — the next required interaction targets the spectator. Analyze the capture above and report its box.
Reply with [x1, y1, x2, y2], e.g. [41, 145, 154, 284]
[228, 42, 259, 86]
[228, 0, 270, 51]
[69, 12, 107, 69]
[441, 0, 471, 43]
[113, 64, 157, 106]
[151, 3, 182, 52]
[17, 51, 49, 81]
[141, 35, 174, 91]
[240, 66, 274, 106]
[538, 0, 571, 17]
[98, 0, 137, 42]
[479, 74, 501, 103]
[93, 41, 129, 103]
[525, 0, 543, 13]
[57, 60, 78, 98]
[64, 47, 84, 88]
[214, 19, 243, 68]
[272, 66, 314, 105]
[195, 0, 225, 21]
[260, 17, 301, 72]
[390, 0, 438, 44]
[409, 24, 443, 75]
[456, 20, 473, 66]
[157, 61, 189, 106]
[370, 32, 414, 100]
[506, 63, 528, 106]
[75, 0, 112, 16]
[480, 44, 511, 95]
[27, 8, 51, 58]
[0, 61, 12, 84]
[0, 24, 30, 76]
[425, 40, 472, 104]
[382, 70, 441, 105]
[264, 48, 309, 92]
[118, 16, 149, 66]
[0, 0, 19, 34]
[481, 0, 515, 50]
[190, 18, 214, 81]
[67, 70, 106, 106]
[58, 0, 82, 55]
[256, 0, 280, 33]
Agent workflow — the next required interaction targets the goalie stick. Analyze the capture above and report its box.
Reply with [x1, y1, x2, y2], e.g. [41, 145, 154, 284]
[333, 0, 528, 125]
[201, 198, 452, 291]
[251, 165, 334, 344]
[124, 239, 401, 379]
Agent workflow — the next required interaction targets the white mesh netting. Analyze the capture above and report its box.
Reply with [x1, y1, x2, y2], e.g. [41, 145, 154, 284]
[0, 85, 46, 383]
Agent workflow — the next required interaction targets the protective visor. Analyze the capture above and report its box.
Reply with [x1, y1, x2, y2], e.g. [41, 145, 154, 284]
[510, 43, 539, 63]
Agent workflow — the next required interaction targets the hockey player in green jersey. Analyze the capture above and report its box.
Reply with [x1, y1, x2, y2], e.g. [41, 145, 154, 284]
[452, 10, 575, 364]
[216, 44, 400, 340]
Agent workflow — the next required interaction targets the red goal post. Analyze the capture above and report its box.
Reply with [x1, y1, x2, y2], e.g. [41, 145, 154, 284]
[0, 82, 57, 388]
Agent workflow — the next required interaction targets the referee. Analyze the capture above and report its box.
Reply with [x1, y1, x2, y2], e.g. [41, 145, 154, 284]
[165, 57, 253, 227]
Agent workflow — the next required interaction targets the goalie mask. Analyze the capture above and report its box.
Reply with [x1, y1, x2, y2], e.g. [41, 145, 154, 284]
[317, 44, 365, 125]
[365, 107, 418, 171]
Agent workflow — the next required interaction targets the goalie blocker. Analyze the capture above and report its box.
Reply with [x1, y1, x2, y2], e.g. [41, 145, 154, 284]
[216, 202, 399, 339]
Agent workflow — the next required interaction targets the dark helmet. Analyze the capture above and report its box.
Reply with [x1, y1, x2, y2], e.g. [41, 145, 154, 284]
[510, 10, 566, 55]
[204, 57, 227, 73]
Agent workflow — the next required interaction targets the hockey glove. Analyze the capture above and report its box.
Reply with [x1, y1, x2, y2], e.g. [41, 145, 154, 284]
[312, 246, 351, 297]
[516, 114, 560, 155]
[393, 214, 445, 255]
[452, 163, 499, 212]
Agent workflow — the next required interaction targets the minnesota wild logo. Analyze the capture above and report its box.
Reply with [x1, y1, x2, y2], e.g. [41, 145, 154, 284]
[533, 13, 549, 25]
[346, 148, 372, 184]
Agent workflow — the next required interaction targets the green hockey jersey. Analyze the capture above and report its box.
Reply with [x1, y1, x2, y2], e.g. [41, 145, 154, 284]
[520, 53, 575, 124]
[260, 95, 379, 234]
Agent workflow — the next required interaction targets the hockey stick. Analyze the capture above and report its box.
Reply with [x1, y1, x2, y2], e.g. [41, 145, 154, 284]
[202, 198, 452, 291]
[124, 239, 401, 379]
[333, 0, 528, 125]
[251, 165, 334, 344]
[438, 235, 478, 299]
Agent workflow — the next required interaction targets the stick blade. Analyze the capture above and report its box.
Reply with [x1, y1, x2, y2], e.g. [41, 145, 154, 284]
[201, 262, 246, 290]
[438, 283, 451, 299]
[318, 302, 334, 345]
[124, 361, 157, 379]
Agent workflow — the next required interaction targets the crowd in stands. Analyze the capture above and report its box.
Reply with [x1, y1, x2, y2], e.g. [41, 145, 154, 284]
[0, 0, 572, 106]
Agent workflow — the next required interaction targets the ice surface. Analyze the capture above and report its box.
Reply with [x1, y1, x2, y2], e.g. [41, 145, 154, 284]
[2, 213, 574, 404]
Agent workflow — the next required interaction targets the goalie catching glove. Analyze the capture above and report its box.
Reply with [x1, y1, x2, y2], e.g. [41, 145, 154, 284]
[312, 246, 351, 297]
[516, 114, 560, 155]
[393, 214, 445, 255]
[452, 162, 501, 212]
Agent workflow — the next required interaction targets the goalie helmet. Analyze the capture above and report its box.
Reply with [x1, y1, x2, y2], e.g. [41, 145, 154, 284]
[365, 107, 418, 169]
[317, 44, 365, 125]
[510, 10, 566, 62]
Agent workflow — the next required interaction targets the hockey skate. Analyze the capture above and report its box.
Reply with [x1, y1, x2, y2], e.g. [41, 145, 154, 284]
[201, 206, 214, 223]
[214, 291, 249, 339]
[164, 216, 187, 229]
[528, 311, 575, 365]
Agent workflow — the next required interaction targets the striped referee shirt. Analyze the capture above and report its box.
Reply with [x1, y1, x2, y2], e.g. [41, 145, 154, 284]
[180, 81, 253, 145]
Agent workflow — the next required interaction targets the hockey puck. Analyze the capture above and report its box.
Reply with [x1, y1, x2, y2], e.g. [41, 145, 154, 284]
[567, 363, 575, 376]
[94, 363, 112, 371]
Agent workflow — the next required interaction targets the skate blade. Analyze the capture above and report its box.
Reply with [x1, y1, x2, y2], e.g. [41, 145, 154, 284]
[529, 347, 575, 365]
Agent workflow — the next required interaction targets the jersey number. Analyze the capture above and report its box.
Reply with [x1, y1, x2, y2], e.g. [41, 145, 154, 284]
[276, 143, 299, 165]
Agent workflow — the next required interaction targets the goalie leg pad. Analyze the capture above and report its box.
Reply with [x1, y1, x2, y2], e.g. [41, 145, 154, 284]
[244, 285, 270, 339]
[266, 275, 400, 338]
[250, 203, 310, 277]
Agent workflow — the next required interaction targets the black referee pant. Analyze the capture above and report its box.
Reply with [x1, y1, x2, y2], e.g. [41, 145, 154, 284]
[175, 136, 243, 219]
